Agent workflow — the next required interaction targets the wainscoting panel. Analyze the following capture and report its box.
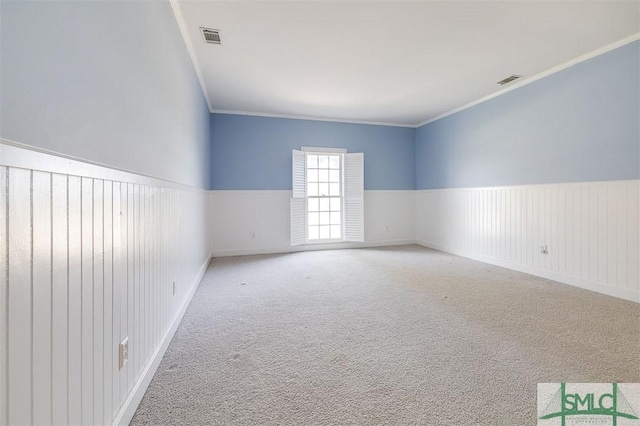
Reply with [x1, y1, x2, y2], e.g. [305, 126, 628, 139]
[209, 190, 415, 257]
[416, 180, 640, 302]
[0, 142, 211, 426]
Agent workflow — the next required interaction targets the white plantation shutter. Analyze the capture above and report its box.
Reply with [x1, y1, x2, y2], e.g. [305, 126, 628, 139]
[344, 152, 364, 242]
[290, 150, 306, 246]
[292, 149, 306, 199]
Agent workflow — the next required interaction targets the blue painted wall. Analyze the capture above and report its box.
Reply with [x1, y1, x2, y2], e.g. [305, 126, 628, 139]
[1, 0, 211, 189]
[211, 114, 415, 190]
[5, 0, 633, 192]
[415, 41, 640, 189]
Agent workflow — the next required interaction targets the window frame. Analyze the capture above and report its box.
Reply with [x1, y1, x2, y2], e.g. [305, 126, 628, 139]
[302, 147, 347, 244]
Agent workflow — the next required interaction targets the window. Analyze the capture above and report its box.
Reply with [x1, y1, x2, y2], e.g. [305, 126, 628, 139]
[306, 152, 343, 241]
[291, 148, 364, 246]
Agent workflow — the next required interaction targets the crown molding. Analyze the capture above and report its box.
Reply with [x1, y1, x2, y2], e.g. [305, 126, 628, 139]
[168, 0, 638, 130]
[415, 32, 640, 128]
[169, 0, 213, 111]
[210, 109, 416, 128]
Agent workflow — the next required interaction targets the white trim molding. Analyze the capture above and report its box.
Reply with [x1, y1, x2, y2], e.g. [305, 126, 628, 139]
[168, 0, 639, 131]
[210, 109, 416, 128]
[301, 146, 348, 153]
[418, 240, 639, 303]
[113, 255, 212, 426]
[213, 32, 639, 128]
[416, 32, 640, 127]
[213, 240, 416, 258]
[0, 138, 202, 191]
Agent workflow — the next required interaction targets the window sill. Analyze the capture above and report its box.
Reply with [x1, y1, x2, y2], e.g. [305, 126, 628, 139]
[305, 238, 345, 245]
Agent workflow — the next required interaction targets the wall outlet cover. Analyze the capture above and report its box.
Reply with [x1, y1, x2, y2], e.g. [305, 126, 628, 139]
[119, 338, 129, 370]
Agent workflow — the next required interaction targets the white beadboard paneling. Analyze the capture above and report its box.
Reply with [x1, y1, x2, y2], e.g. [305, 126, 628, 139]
[589, 187, 598, 281]
[93, 179, 105, 425]
[133, 184, 141, 384]
[8, 168, 32, 425]
[570, 188, 577, 274]
[103, 180, 113, 425]
[153, 187, 159, 350]
[364, 191, 415, 243]
[416, 180, 640, 303]
[1, 140, 211, 426]
[581, 187, 590, 281]
[68, 175, 82, 425]
[210, 190, 415, 257]
[122, 183, 132, 402]
[52, 173, 69, 425]
[628, 185, 639, 292]
[81, 177, 94, 425]
[598, 187, 608, 284]
[113, 182, 121, 417]
[558, 188, 566, 274]
[607, 187, 617, 286]
[32, 171, 52, 425]
[144, 185, 150, 367]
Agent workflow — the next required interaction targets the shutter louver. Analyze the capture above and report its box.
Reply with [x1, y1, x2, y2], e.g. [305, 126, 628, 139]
[291, 150, 306, 246]
[344, 152, 364, 242]
[292, 149, 306, 199]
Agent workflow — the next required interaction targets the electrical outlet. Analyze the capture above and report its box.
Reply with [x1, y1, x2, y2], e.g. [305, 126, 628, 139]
[119, 338, 128, 370]
[540, 245, 548, 255]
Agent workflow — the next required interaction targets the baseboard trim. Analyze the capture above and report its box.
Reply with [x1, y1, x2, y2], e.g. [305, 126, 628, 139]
[416, 240, 639, 303]
[112, 253, 213, 426]
[212, 239, 416, 257]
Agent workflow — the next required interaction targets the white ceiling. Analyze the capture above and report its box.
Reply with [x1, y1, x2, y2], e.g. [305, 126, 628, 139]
[174, 1, 639, 126]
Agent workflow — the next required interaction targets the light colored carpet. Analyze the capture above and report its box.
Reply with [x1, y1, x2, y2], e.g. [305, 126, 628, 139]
[130, 245, 639, 425]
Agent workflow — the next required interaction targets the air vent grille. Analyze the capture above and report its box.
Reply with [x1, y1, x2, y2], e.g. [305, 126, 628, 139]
[497, 75, 522, 85]
[200, 27, 221, 45]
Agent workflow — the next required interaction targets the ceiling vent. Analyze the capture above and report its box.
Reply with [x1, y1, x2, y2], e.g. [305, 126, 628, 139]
[200, 27, 221, 45]
[497, 75, 522, 85]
